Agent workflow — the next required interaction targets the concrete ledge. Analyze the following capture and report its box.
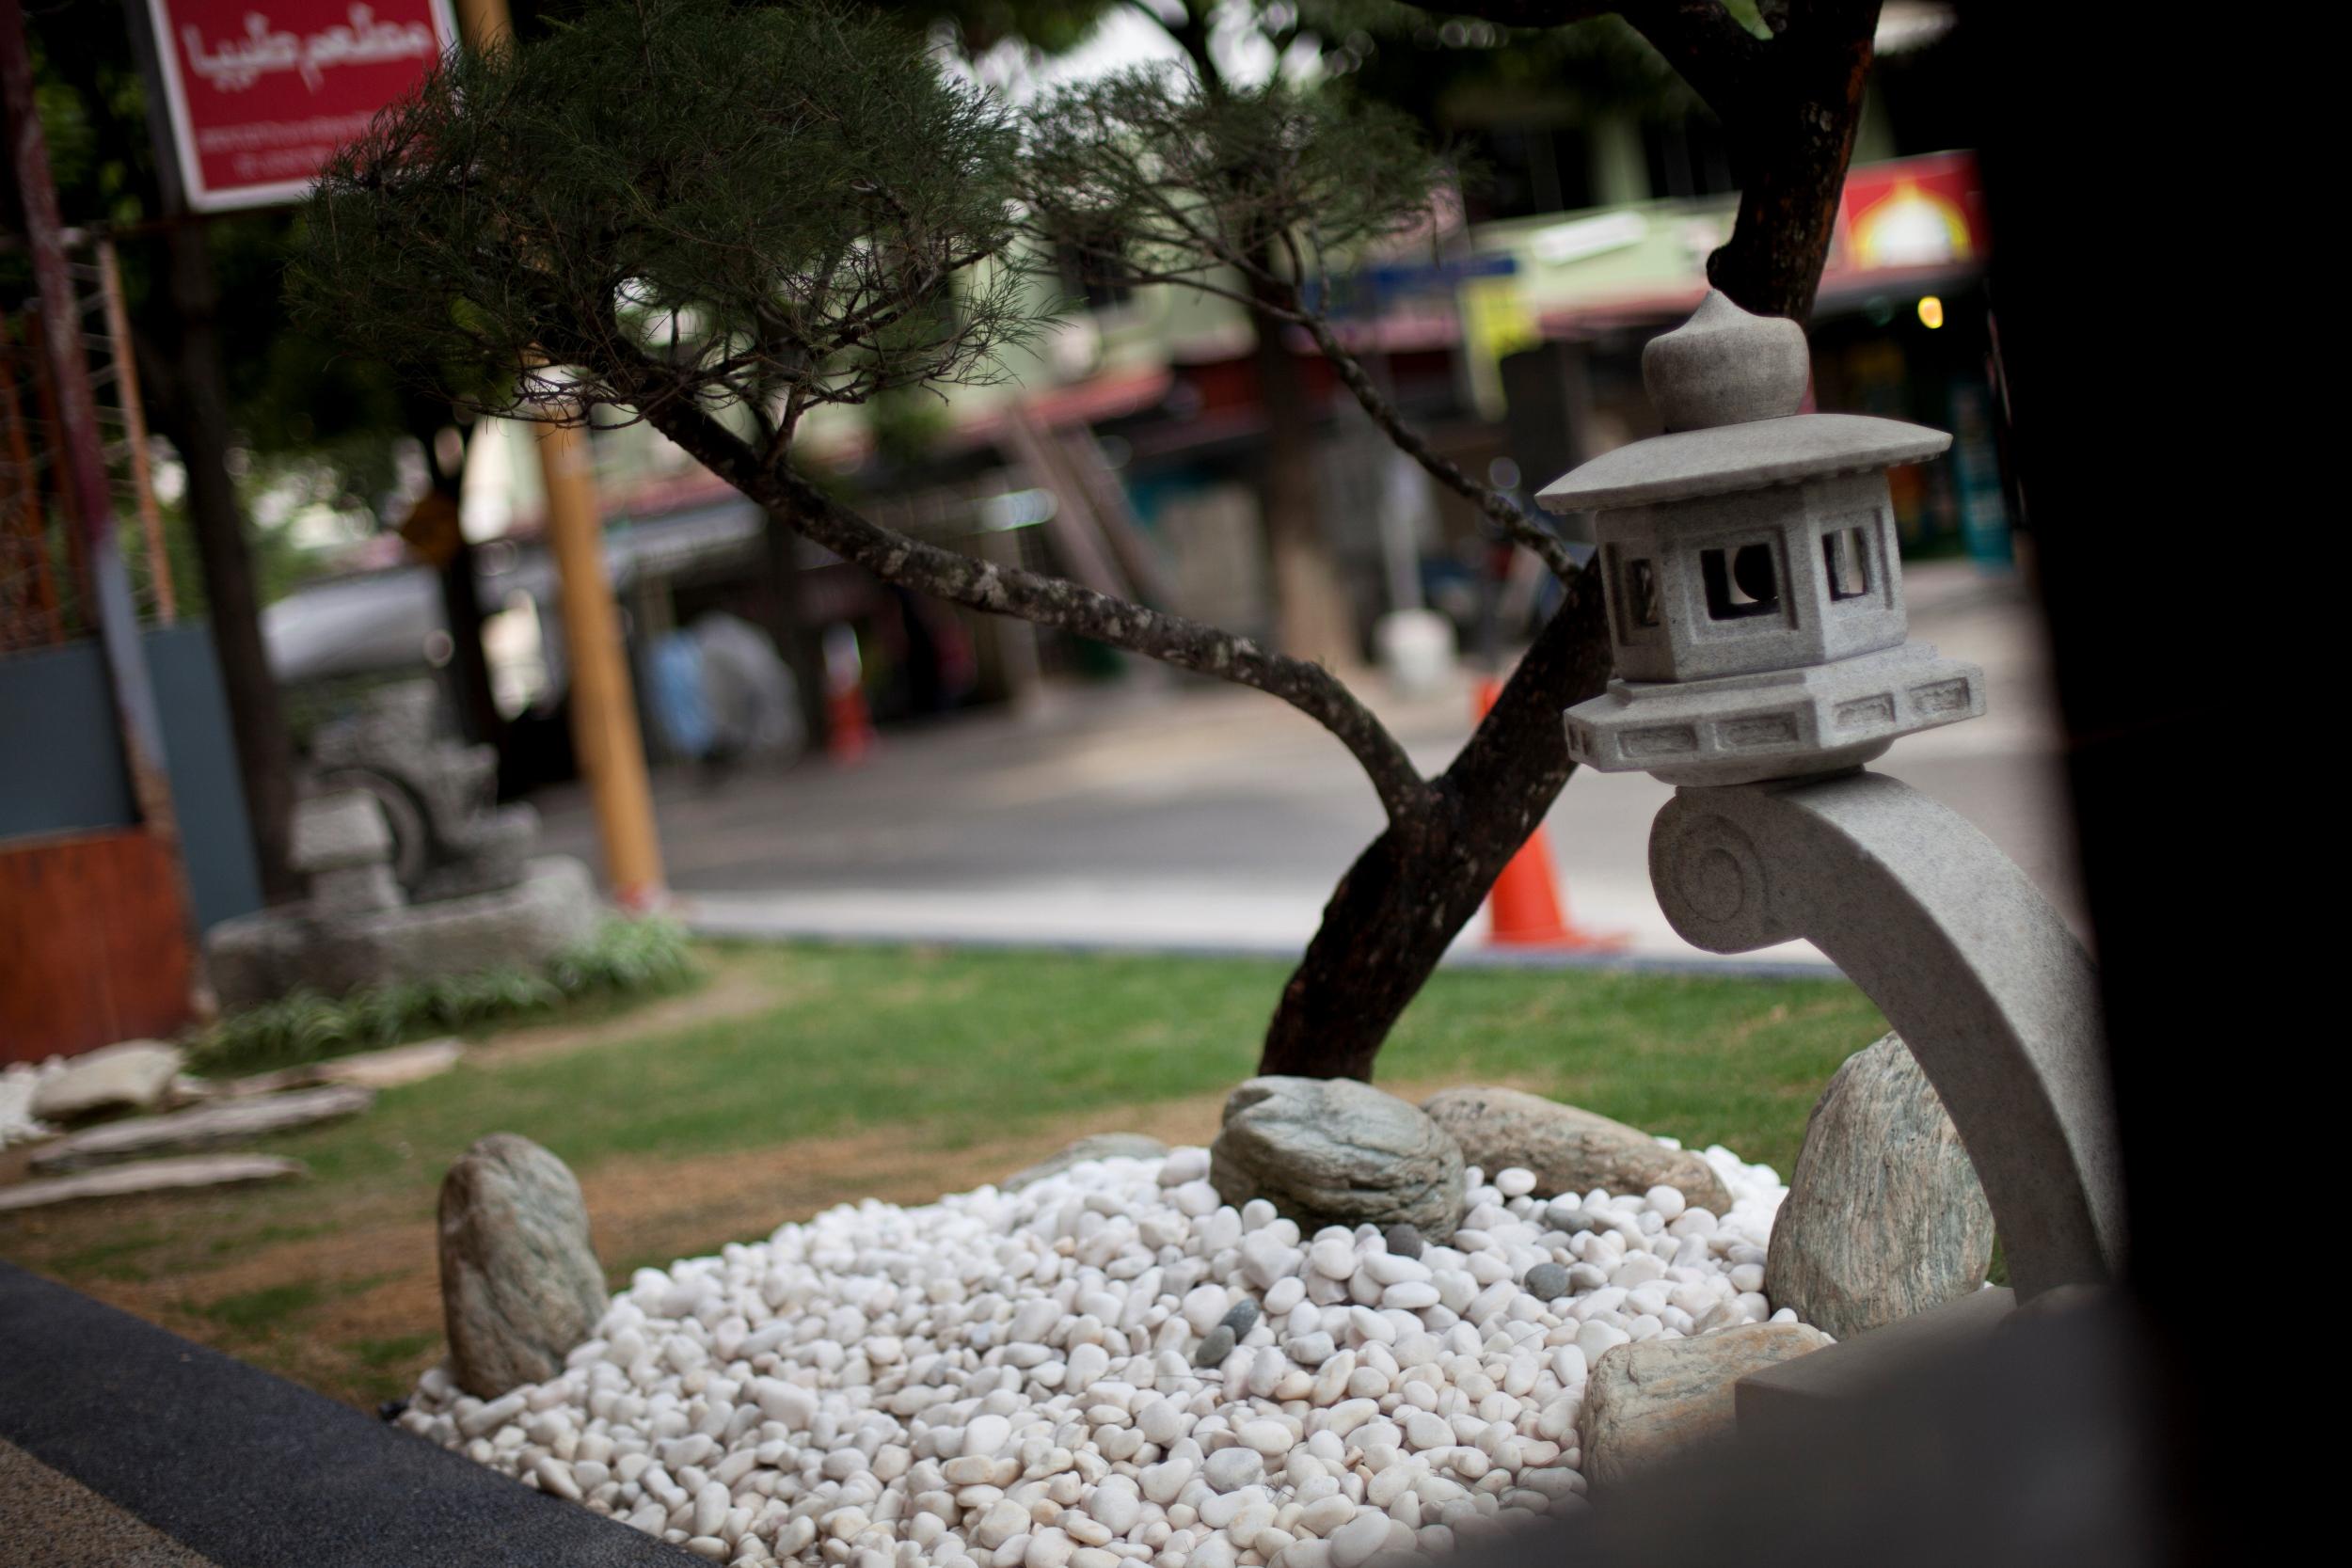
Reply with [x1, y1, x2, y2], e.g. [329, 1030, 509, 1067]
[0, 1261, 693, 1567]
[1736, 1286, 2015, 1444]
[207, 855, 598, 1009]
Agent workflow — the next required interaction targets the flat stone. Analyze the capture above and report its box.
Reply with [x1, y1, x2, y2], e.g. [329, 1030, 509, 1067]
[438, 1133, 609, 1398]
[30, 1041, 186, 1124]
[1765, 1033, 1995, 1340]
[29, 1085, 375, 1174]
[1582, 1323, 1832, 1489]
[1419, 1085, 1732, 1214]
[227, 1039, 464, 1098]
[1002, 1132, 1170, 1192]
[1211, 1077, 1465, 1243]
[0, 1155, 305, 1212]
[290, 789, 394, 875]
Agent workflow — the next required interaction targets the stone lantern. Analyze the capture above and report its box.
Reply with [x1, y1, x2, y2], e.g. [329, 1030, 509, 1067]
[1532, 291, 2122, 1312]
[1542, 291, 1984, 785]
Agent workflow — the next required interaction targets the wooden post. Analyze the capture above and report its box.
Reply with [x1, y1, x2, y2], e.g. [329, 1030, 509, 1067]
[95, 237, 174, 623]
[538, 416, 663, 906]
[455, 0, 665, 907]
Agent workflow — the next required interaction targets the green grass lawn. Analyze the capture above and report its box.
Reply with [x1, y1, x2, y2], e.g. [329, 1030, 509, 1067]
[0, 940, 1884, 1406]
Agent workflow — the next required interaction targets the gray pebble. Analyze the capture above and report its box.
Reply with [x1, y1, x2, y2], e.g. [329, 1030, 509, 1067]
[1193, 1324, 1236, 1368]
[1524, 1262, 1572, 1302]
[1217, 1298, 1261, 1338]
[1552, 1208, 1598, 1236]
[1382, 1224, 1424, 1260]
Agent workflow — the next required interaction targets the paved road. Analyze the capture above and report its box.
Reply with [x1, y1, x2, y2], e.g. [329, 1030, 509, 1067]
[532, 562, 2083, 971]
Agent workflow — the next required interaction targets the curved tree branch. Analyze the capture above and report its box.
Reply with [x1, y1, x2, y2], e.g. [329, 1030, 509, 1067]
[1294, 310, 1581, 582]
[619, 371, 1435, 826]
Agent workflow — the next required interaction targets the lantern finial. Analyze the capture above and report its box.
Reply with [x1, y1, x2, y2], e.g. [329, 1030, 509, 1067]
[1644, 291, 1810, 433]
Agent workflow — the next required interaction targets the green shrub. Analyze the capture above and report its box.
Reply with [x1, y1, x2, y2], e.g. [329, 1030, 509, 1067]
[192, 917, 697, 1077]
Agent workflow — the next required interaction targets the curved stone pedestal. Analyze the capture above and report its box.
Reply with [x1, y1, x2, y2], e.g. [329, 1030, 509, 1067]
[206, 856, 599, 1009]
[1648, 769, 2121, 1298]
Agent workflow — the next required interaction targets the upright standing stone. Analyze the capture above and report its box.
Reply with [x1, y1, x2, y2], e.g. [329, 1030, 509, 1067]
[437, 1133, 609, 1398]
[1765, 1032, 1995, 1340]
[1211, 1077, 1465, 1241]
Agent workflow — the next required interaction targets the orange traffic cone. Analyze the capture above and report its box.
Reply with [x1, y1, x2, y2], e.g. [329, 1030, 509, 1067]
[1474, 678, 1627, 950]
[823, 625, 877, 766]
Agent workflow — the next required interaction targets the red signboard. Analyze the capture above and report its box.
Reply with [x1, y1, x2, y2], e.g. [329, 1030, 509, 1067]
[143, 0, 459, 213]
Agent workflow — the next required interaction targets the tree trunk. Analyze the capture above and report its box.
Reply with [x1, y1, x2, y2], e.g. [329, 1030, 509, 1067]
[1257, 1, 1885, 1079]
[1248, 289, 1357, 669]
[1703, 3, 1882, 323]
[437, 535, 504, 749]
[764, 508, 830, 752]
[389, 399, 503, 752]
[1260, 562, 1611, 1076]
[165, 223, 298, 906]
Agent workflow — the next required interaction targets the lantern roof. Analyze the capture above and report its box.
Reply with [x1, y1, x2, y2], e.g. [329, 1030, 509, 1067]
[1535, 291, 1951, 515]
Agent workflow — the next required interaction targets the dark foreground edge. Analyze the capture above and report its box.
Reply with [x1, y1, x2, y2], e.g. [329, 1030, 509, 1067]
[0, 1260, 694, 1567]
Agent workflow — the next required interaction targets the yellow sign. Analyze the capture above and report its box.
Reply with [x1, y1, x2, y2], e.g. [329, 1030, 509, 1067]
[1460, 277, 1542, 422]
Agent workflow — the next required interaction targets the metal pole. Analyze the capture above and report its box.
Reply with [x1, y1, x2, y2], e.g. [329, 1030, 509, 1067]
[2, 0, 206, 991]
[454, 0, 665, 907]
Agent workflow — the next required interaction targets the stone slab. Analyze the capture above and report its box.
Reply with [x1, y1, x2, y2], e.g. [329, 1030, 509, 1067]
[226, 1038, 464, 1098]
[31, 1040, 184, 1123]
[1, 1440, 221, 1567]
[0, 1155, 306, 1212]
[29, 1086, 374, 1174]
[289, 790, 394, 875]
[0, 1261, 701, 1566]
[1583, 1323, 1833, 1490]
[205, 855, 599, 1010]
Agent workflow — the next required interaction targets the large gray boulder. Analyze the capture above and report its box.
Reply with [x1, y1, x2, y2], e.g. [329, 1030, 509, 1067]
[31, 1040, 184, 1124]
[1211, 1077, 1464, 1241]
[1420, 1085, 1733, 1214]
[1765, 1033, 1994, 1340]
[437, 1133, 609, 1398]
[1583, 1323, 1833, 1488]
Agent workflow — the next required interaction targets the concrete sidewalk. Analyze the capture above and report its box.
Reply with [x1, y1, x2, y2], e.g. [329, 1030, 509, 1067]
[533, 562, 2082, 974]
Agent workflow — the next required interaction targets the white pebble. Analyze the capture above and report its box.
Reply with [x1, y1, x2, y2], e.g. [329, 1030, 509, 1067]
[397, 1136, 1801, 1568]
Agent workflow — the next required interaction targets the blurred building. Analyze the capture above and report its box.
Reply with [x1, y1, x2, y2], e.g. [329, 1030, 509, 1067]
[257, 7, 2000, 790]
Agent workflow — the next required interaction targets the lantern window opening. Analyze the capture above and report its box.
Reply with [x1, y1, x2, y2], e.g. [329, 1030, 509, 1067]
[1823, 524, 1873, 601]
[1619, 550, 1663, 631]
[1699, 539, 1787, 623]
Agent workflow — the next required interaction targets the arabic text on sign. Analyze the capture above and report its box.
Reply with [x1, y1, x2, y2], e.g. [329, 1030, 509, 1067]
[183, 5, 438, 94]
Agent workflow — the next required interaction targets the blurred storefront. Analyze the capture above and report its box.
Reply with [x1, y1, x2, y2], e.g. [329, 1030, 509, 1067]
[1459, 149, 2010, 567]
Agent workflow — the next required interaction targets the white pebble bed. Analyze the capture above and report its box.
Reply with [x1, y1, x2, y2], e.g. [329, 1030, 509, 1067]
[400, 1142, 1794, 1568]
[0, 1057, 63, 1150]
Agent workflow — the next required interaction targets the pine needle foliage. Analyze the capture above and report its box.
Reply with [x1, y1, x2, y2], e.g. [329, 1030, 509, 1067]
[1019, 66, 1449, 309]
[290, 0, 1041, 445]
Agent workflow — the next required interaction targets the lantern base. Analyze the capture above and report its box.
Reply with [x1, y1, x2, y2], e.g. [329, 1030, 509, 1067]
[1564, 641, 1985, 786]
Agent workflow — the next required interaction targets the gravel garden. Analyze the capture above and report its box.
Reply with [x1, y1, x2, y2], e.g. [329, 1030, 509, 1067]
[8, 939, 1974, 1568]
